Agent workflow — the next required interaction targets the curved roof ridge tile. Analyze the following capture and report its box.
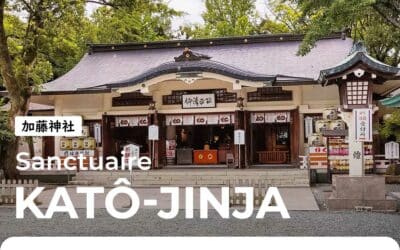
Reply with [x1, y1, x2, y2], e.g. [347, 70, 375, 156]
[88, 59, 276, 90]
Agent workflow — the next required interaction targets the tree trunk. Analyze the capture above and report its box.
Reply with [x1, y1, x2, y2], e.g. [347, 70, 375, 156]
[2, 137, 19, 179]
[27, 136, 35, 157]
[2, 99, 31, 179]
[0, 0, 32, 179]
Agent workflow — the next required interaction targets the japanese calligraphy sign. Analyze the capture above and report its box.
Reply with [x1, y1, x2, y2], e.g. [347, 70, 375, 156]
[15, 116, 82, 137]
[353, 108, 372, 142]
[385, 141, 399, 160]
[182, 93, 216, 109]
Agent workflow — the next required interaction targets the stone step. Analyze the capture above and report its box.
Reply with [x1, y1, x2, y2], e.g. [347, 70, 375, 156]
[72, 169, 309, 187]
[68, 180, 93, 186]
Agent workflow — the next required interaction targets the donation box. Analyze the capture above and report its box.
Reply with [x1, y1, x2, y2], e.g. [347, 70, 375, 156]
[193, 150, 218, 164]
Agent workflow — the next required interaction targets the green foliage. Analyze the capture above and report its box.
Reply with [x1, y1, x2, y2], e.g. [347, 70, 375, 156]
[352, 13, 400, 66]
[0, 0, 182, 81]
[39, 1, 95, 78]
[1, 0, 399, 87]
[385, 163, 400, 176]
[1, 1, 91, 84]
[289, 0, 400, 66]
[380, 109, 400, 141]
[2, 14, 54, 86]
[91, 0, 181, 43]
[0, 100, 13, 144]
[181, 0, 259, 38]
[259, 1, 307, 34]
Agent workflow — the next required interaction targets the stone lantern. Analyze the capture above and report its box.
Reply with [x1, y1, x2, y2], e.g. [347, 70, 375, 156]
[318, 42, 399, 210]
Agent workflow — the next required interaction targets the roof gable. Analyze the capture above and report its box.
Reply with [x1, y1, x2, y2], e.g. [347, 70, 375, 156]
[319, 42, 400, 84]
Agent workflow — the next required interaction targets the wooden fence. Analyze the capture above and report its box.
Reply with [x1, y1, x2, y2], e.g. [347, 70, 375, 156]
[228, 179, 270, 206]
[0, 179, 38, 204]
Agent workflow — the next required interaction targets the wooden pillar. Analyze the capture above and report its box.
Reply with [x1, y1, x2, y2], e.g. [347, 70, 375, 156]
[149, 112, 166, 169]
[101, 114, 114, 162]
[148, 112, 157, 169]
[290, 108, 300, 164]
[234, 110, 246, 168]
[244, 110, 251, 167]
[298, 112, 305, 155]
[157, 113, 166, 168]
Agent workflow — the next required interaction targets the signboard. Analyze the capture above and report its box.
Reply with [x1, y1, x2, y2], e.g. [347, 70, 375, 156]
[123, 144, 140, 166]
[138, 116, 149, 126]
[166, 140, 176, 158]
[219, 114, 231, 124]
[148, 125, 159, 140]
[15, 116, 83, 137]
[166, 115, 183, 126]
[166, 114, 234, 126]
[116, 117, 130, 127]
[251, 113, 265, 123]
[182, 115, 194, 125]
[309, 146, 327, 154]
[353, 109, 372, 142]
[116, 116, 148, 127]
[195, 115, 207, 125]
[182, 93, 216, 109]
[304, 117, 314, 138]
[251, 112, 291, 124]
[207, 114, 219, 125]
[308, 146, 328, 169]
[385, 141, 399, 160]
[94, 123, 101, 143]
[266, 112, 290, 123]
[129, 116, 139, 126]
[234, 129, 245, 145]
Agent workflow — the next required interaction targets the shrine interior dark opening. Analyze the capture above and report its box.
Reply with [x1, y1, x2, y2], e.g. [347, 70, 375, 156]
[251, 123, 291, 164]
[167, 124, 234, 165]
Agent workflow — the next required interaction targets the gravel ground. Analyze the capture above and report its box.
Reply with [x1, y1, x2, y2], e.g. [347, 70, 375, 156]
[0, 208, 399, 244]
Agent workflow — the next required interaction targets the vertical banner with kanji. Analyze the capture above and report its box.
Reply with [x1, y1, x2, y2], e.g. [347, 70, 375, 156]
[353, 109, 372, 142]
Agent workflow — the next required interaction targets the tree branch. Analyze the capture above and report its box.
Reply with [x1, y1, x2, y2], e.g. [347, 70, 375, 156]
[0, 0, 18, 98]
[85, 0, 116, 7]
[373, 2, 400, 28]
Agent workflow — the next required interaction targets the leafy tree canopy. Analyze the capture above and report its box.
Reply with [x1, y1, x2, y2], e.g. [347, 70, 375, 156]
[289, 0, 400, 66]
[258, 0, 307, 34]
[380, 110, 400, 141]
[180, 0, 259, 38]
[91, 0, 182, 43]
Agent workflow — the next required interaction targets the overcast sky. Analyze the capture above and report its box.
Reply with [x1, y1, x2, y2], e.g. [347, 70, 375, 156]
[86, 0, 270, 31]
